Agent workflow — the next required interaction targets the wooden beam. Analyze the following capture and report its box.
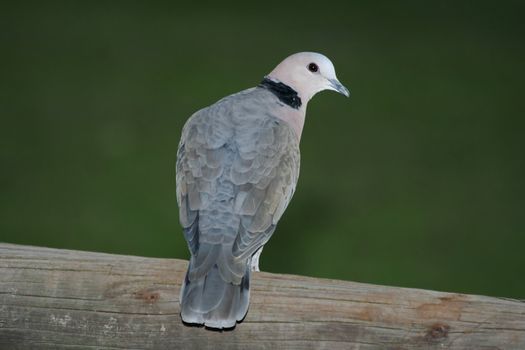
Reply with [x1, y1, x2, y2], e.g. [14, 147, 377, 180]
[1, 243, 524, 349]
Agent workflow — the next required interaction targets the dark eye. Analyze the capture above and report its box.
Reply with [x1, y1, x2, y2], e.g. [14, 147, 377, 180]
[308, 63, 319, 73]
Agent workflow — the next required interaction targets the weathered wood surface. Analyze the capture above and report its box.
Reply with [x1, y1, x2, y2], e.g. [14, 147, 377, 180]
[0, 243, 524, 349]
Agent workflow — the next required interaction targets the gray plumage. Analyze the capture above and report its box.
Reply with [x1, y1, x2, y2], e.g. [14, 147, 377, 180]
[176, 87, 300, 328]
[176, 52, 348, 329]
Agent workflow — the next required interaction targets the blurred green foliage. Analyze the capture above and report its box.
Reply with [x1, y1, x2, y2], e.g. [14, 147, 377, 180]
[1, 1, 524, 298]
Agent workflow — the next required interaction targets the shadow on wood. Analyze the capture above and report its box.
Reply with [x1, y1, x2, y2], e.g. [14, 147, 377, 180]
[1, 243, 524, 349]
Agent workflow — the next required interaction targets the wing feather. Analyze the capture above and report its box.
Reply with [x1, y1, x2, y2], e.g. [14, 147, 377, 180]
[176, 88, 300, 285]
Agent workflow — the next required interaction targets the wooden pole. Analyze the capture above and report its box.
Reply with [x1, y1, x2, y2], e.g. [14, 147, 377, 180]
[1, 243, 524, 349]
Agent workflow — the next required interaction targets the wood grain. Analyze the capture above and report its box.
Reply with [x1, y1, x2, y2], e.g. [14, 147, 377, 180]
[1, 243, 524, 349]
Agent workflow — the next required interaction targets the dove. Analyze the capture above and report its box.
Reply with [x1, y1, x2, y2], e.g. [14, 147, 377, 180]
[176, 52, 349, 329]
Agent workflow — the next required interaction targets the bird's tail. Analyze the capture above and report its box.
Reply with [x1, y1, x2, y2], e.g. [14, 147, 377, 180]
[179, 260, 251, 329]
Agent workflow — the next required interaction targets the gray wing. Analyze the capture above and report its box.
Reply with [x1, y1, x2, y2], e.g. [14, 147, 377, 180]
[176, 101, 234, 254]
[176, 89, 300, 284]
[230, 116, 300, 261]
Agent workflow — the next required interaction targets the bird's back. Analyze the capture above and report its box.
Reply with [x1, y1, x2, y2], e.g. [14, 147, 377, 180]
[176, 86, 300, 328]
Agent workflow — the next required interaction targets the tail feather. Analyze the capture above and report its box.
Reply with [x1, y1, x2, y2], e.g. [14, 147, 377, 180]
[187, 243, 220, 281]
[180, 261, 251, 329]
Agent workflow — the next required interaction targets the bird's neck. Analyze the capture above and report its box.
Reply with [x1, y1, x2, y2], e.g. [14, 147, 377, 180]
[259, 77, 307, 140]
[258, 77, 302, 109]
[277, 105, 306, 141]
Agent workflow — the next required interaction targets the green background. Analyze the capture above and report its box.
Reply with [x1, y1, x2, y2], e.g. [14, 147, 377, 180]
[1, 1, 524, 298]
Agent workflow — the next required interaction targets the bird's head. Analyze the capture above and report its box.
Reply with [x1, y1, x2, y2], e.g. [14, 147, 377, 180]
[266, 52, 349, 103]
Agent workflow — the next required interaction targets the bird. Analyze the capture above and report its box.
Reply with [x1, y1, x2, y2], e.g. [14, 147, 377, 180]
[176, 52, 349, 329]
